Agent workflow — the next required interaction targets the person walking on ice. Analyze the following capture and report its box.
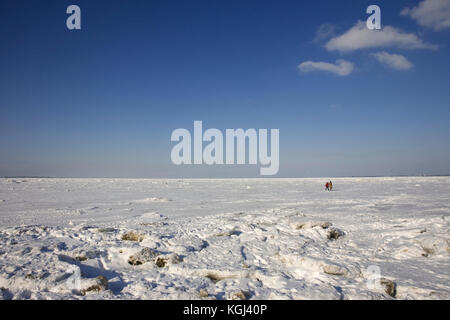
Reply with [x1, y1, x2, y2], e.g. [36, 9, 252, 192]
[325, 182, 329, 191]
[329, 181, 333, 191]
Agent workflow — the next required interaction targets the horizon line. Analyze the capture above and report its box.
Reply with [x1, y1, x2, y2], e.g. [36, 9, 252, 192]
[2, 174, 450, 180]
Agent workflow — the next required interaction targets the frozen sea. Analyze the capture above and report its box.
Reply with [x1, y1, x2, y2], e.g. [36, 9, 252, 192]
[0, 177, 449, 299]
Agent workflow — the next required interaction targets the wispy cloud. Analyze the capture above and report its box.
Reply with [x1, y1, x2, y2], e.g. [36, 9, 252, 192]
[298, 59, 354, 76]
[401, 0, 450, 31]
[325, 21, 437, 52]
[371, 51, 413, 70]
[314, 24, 335, 43]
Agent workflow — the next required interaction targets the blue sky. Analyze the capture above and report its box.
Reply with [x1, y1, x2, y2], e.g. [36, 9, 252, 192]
[1, 0, 449, 178]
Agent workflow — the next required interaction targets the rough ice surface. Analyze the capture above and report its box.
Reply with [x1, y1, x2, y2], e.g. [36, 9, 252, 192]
[0, 177, 449, 300]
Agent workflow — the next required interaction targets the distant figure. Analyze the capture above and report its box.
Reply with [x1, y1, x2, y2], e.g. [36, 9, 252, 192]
[329, 181, 333, 191]
[325, 182, 329, 191]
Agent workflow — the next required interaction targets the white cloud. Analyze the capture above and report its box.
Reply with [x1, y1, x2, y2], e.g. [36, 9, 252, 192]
[325, 21, 437, 52]
[401, 0, 450, 31]
[298, 59, 354, 76]
[371, 51, 413, 70]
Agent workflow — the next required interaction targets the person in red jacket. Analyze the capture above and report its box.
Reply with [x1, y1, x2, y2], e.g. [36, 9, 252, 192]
[325, 182, 329, 191]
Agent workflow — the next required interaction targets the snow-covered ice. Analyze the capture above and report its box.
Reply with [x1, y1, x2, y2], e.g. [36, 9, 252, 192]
[0, 177, 449, 300]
